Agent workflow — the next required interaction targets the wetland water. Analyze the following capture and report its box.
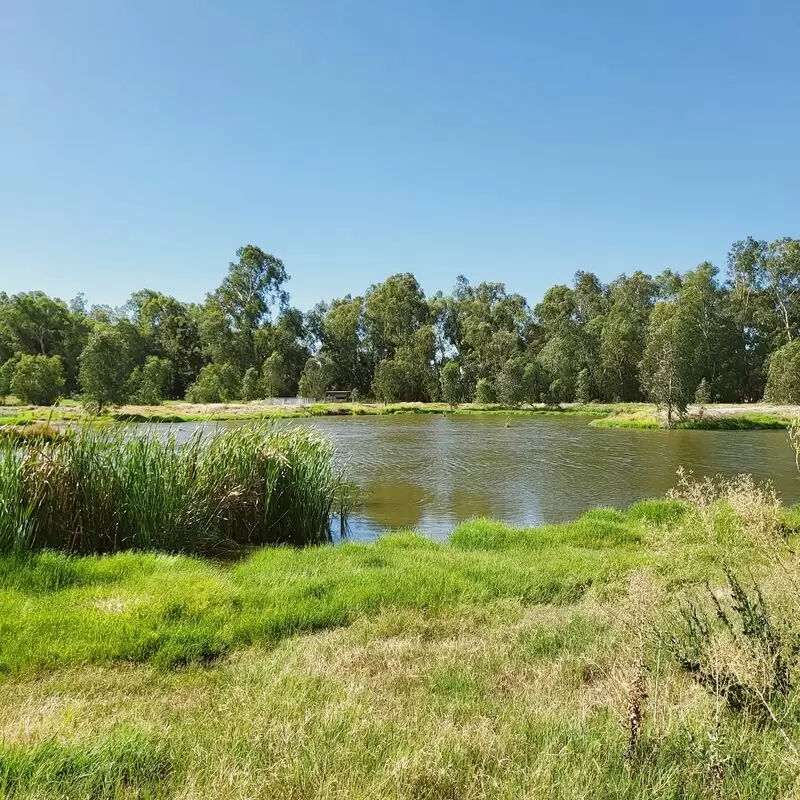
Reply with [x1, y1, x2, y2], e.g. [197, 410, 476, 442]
[154, 415, 800, 541]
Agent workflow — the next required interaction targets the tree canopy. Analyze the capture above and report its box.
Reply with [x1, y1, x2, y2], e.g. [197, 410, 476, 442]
[0, 236, 797, 410]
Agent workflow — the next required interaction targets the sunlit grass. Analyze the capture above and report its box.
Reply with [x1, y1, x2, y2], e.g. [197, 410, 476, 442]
[4, 491, 800, 797]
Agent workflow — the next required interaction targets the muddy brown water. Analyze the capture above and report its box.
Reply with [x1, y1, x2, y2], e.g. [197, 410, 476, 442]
[147, 415, 800, 541]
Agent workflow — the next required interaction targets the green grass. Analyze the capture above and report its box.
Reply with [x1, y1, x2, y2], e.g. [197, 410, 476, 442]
[0, 508, 655, 676]
[0, 726, 178, 799]
[1, 401, 648, 425]
[3, 401, 796, 434]
[673, 413, 789, 430]
[592, 409, 793, 430]
[0, 422, 351, 554]
[3, 495, 800, 798]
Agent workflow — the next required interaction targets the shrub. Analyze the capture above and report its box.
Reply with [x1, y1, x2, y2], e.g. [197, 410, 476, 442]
[185, 363, 241, 403]
[127, 356, 173, 405]
[241, 366, 262, 401]
[575, 367, 592, 404]
[261, 351, 285, 398]
[298, 355, 333, 400]
[495, 359, 525, 407]
[0, 357, 16, 400]
[694, 377, 711, 409]
[765, 340, 800, 403]
[666, 570, 793, 715]
[440, 361, 462, 406]
[474, 377, 496, 405]
[10, 354, 65, 406]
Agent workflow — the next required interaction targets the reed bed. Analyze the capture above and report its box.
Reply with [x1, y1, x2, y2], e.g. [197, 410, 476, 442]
[0, 423, 351, 554]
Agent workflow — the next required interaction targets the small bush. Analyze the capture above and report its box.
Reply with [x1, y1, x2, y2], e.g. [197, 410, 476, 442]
[127, 356, 173, 405]
[765, 340, 800, 404]
[185, 363, 241, 403]
[474, 378, 496, 404]
[241, 366, 262, 401]
[666, 570, 794, 715]
[10, 354, 65, 406]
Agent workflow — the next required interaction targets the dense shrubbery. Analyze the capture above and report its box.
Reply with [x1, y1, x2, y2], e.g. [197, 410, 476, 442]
[765, 340, 800, 404]
[9, 354, 64, 405]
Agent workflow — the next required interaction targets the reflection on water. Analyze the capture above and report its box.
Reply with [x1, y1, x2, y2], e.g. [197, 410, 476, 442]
[147, 415, 800, 541]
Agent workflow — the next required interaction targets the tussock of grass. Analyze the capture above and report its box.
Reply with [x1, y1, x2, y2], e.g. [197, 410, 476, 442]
[0, 725, 178, 798]
[0, 423, 70, 444]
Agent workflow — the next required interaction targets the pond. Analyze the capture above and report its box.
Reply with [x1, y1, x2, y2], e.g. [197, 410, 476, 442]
[149, 415, 800, 541]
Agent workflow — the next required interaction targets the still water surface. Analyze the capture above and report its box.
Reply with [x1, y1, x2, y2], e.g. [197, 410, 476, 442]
[154, 416, 800, 541]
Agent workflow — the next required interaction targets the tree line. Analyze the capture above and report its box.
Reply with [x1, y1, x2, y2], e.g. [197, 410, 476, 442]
[1, 237, 799, 412]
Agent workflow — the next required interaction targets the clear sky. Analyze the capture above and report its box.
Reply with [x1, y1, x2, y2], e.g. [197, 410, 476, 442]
[1, 0, 798, 312]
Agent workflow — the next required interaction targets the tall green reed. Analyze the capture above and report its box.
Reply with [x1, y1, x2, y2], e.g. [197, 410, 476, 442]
[0, 423, 352, 554]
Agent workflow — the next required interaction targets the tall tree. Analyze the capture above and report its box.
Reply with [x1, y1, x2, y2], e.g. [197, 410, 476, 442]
[364, 274, 429, 363]
[599, 272, 655, 401]
[211, 245, 289, 368]
[78, 327, 134, 410]
[129, 291, 203, 397]
[639, 301, 696, 423]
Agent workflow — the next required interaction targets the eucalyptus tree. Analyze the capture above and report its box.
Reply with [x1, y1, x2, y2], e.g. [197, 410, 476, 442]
[210, 245, 289, 370]
[79, 326, 135, 410]
[599, 272, 655, 401]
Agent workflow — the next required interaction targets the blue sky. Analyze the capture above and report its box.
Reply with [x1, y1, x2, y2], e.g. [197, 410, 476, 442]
[1, 0, 798, 312]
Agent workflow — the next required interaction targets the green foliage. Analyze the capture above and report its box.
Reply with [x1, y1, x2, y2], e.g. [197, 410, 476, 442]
[765, 340, 800, 403]
[260, 350, 284, 397]
[129, 291, 203, 397]
[495, 357, 525, 407]
[639, 302, 693, 422]
[10, 354, 65, 405]
[521, 360, 547, 403]
[575, 367, 592, 404]
[185, 363, 241, 403]
[0, 423, 350, 555]
[127, 356, 173, 405]
[474, 377, 496, 404]
[79, 327, 133, 410]
[298, 355, 334, 400]
[2, 235, 799, 408]
[364, 273, 429, 361]
[0, 358, 14, 399]
[211, 245, 289, 369]
[694, 377, 711, 408]
[440, 360, 463, 406]
[241, 366, 262, 401]
[544, 378, 569, 406]
[372, 326, 438, 403]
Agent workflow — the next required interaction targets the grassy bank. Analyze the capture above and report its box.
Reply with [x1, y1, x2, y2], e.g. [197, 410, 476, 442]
[1, 400, 637, 425]
[0, 423, 350, 554]
[3, 400, 798, 431]
[3, 481, 800, 797]
[591, 407, 795, 430]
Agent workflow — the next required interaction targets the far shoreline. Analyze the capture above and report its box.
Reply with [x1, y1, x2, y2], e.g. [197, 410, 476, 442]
[0, 400, 798, 432]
